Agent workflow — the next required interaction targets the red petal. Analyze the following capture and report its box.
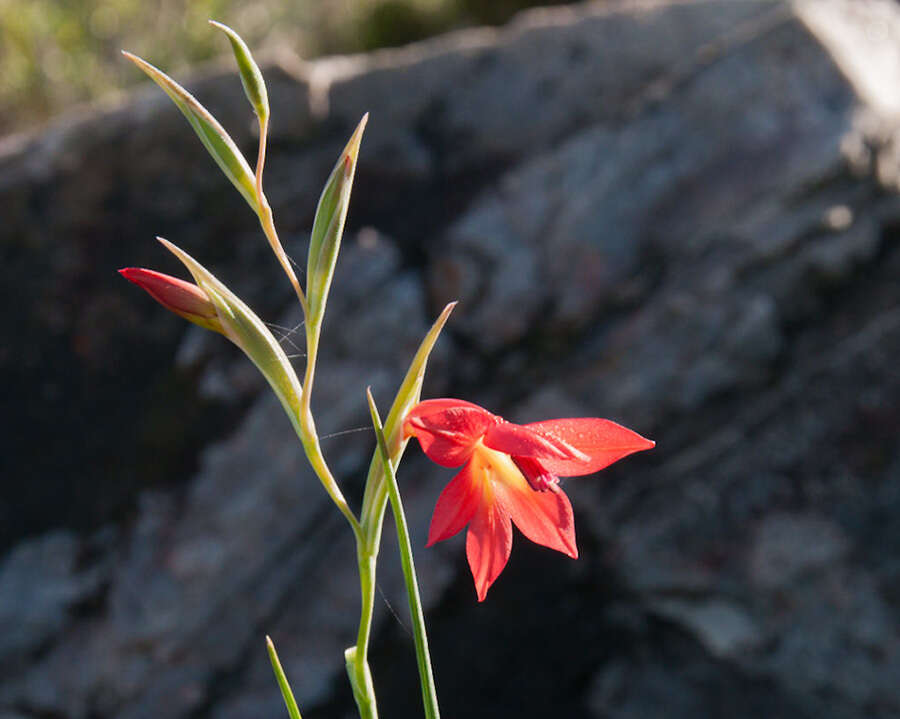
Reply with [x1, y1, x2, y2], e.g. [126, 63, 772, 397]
[465, 495, 513, 602]
[483, 421, 588, 462]
[523, 418, 654, 477]
[493, 481, 577, 558]
[404, 399, 500, 468]
[426, 461, 482, 545]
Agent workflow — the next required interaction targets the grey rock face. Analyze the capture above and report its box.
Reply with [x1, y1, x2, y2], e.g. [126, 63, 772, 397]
[3, 0, 900, 717]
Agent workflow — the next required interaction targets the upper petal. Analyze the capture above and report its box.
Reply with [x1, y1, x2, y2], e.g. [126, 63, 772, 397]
[522, 418, 654, 477]
[426, 460, 482, 546]
[483, 421, 588, 463]
[465, 494, 513, 602]
[405, 399, 500, 467]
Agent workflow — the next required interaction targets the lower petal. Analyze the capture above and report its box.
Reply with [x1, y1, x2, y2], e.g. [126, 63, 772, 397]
[427, 461, 482, 546]
[493, 480, 578, 559]
[466, 498, 513, 602]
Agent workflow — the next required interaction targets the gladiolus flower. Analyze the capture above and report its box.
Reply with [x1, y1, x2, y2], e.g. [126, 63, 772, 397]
[404, 399, 654, 601]
[119, 267, 224, 334]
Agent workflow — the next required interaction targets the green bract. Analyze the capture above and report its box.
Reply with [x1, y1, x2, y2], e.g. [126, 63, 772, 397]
[360, 301, 456, 540]
[123, 51, 259, 213]
[158, 237, 304, 434]
[306, 114, 368, 331]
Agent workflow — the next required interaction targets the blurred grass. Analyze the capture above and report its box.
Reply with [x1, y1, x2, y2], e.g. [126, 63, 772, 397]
[0, 0, 572, 137]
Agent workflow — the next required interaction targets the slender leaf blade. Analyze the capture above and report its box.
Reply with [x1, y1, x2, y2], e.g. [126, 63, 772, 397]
[267, 636, 303, 719]
[366, 389, 441, 719]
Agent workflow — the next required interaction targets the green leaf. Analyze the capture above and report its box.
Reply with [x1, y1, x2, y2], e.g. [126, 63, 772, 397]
[266, 636, 303, 719]
[209, 21, 269, 124]
[306, 114, 368, 330]
[158, 237, 304, 433]
[123, 51, 259, 212]
[365, 389, 441, 719]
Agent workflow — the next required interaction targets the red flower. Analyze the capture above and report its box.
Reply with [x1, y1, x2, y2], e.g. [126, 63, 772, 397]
[404, 399, 654, 601]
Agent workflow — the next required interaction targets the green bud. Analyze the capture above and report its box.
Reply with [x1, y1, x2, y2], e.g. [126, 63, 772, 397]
[209, 21, 270, 125]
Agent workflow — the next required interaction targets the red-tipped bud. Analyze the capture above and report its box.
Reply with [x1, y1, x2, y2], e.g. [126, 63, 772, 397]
[119, 267, 224, 334]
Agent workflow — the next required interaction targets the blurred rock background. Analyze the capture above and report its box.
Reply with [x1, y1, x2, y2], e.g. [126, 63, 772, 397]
[2, 0, 900, 717]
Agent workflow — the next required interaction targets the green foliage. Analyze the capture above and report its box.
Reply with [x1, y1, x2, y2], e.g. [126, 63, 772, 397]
[0, 0, 567, 136]
[0, 0, 238, 134]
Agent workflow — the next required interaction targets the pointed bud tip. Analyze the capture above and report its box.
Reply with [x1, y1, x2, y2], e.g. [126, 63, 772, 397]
[342, 113, 369, 167]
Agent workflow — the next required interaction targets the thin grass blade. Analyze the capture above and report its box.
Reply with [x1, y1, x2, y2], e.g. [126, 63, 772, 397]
[267, 636, 303, 719]
[366, 389, 440, 719]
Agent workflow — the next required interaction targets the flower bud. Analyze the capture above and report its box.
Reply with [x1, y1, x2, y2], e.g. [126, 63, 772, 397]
[119, 267, 224, 334]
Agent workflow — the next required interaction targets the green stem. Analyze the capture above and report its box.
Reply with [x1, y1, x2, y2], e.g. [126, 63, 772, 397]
[253, 111, 309, 323]
[346, 544, 379, 719]
[258, 196, 309, 322]
[366, 389, 441, 719]
[295, 300, 376, 718]
[297, 408, 361, 540]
